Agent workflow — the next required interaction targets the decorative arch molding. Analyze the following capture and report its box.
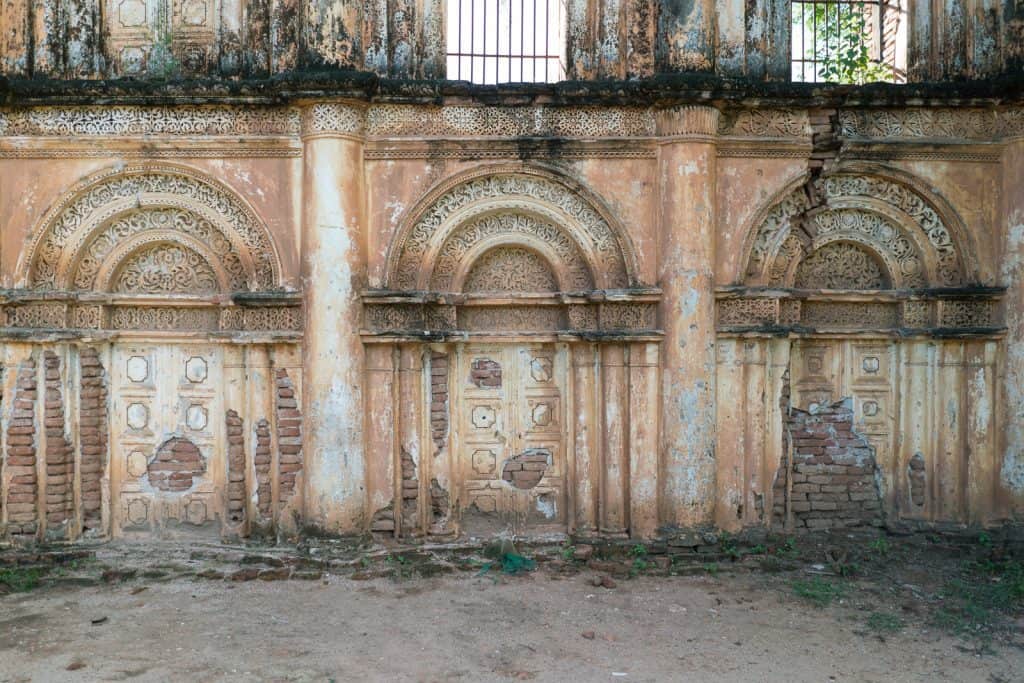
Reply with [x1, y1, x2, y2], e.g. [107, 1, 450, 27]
[20, 163, 283, 293]
[384, 164, 640, 292]
[740, 165, 977, 289]
[720, 166, 999, 334]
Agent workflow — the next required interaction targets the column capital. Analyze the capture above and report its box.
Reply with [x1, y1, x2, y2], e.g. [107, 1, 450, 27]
[654, 105, 720, 140]
[299, 101, 367, 140]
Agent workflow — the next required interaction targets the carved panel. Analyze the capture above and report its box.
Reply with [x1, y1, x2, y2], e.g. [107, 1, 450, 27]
[837, 109, 1024, 140]
[112, 242, 219, 294]
[109, 306, 220, 330]
[716, 298, 777, 326]
[901, 301, 932, 327]
[794, 242, 890, 290]
[463, 247, 559, 293]
[458, 306, 564, 332]
[717, 109, 811, 137]
[567, 305, 598, 330]
[599, 303, 657, 330]
[300, 103, 366, 137]
[364, 304, 423, 332]
[800, 302, 899, 328]
[940, 300, 994, 328]
[5, 303, 67, 328]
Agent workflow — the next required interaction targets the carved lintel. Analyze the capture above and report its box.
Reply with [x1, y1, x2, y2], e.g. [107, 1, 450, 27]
[654, 105, 720, 139]
[300, 103, 367, 139]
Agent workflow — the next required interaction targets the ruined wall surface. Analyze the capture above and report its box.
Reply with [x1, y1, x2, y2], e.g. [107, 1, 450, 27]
[0, 0, 1018, 80]
[0, 2, 1021, 542]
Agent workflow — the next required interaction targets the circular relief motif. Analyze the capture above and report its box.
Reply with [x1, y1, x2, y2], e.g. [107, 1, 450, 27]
[862, 400, 880, 417]
[126, 402, 149, 430]
[471, 405, 496, 429]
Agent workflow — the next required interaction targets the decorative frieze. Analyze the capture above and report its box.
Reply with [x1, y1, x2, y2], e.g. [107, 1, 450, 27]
[717, 109, 811, 138]
[837, 108, 1024, 140]
[367, 105, 653, 138]
[299, 103, 366, 138]
[0, 106, 300, 137]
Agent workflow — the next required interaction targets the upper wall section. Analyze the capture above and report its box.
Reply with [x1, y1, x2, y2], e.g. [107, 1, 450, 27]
[0, 0, 1019, 82]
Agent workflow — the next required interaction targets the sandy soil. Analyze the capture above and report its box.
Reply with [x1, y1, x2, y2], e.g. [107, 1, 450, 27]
[1, 566, 1021, 683]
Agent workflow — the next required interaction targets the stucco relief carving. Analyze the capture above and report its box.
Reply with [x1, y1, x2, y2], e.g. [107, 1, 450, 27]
[387, 169, 637, 292]
[717, 109, 811, 137]
[0, 106, 300, 137]
[794, 242, 889, 290]
[366, 105, 653, 138]
[111, 242, 220, 294]
[837, 108, 1024, 140]
[462, 247, 559, 294]
[743, 174, 967, 289]
[300, 103, 366, 137]
[24, 165, 280, 292]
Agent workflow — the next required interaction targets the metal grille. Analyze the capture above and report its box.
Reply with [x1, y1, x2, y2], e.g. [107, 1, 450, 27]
[791, 0, 906, 83]
[446, 0, 566, 84]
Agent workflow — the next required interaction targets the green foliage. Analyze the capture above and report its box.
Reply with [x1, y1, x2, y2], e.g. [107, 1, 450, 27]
[560, 543, 576, 561]
[932, 559, 1024, 642]
[719, 532, 741, 560]
[978, 532, 992, 548]
[793, 2, 894, 84]
[866, 611, 905, 633]
[704, 562, 719, 577]
[0, 567, 42, 593]
[869, 536, 890, 557]
[792, 577, 846, 607]
[629, 544, 648, 558]
[774, 537, 799, 559]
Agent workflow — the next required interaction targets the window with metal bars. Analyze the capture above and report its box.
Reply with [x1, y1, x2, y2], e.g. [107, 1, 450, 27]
[446, 0, 566, 84]
[791, 0, 907, 83]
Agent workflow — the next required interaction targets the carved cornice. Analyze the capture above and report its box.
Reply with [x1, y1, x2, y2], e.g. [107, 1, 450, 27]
[364, 142, 656, 160]
[654, 105, 720, 139]
[837, 108, 1024, 141]
[367, 105, 654, 138]
[0, 106, 300, 136]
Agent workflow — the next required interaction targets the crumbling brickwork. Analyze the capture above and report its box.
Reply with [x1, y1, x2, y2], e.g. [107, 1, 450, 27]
[430, 351, 449, 454]
[502, 450, 550, 489]
[148, 438, 205, 492]
[226, 410, 246, 524]
[470, 358, 501, 388]
[6, 358, 37, 537]
[43, 351, 74, 532]
[908, 453, 926, 508]
[400, 447, 418, 529]
[773, 399, 883, 530]
[78, 347, 107, 532]
[275, 369, 302, 506]
[255, 418, 273, 517]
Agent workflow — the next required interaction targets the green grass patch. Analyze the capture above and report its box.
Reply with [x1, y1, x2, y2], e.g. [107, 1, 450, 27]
[931, 559, 1024, 642]
[866, 611, 905, 633]
[0, 567, 43, 593]
[792, 577, 846, 607]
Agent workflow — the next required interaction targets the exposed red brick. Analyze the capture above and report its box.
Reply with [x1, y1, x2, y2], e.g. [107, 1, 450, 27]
[772, 398, 883, 531]
[275, 369, 302, 506]
[5, 357, 37, 537]
[908, 453, 926, 508]
[401, 447, 418, 530]
[430, 352, 449, 454]
[469, 358, 501, 388]
[148, 438, 205, 492]
[501, 449, 549, 490]
[255, 418, 273, 517]
[226, 409, 246, 523]
[78, 347, 107, 532]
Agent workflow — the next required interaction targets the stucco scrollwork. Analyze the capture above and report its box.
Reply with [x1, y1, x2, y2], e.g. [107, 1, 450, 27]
[794, 242, 889, 290]
[463, 247, 558, 294]
[387, 168, 637, 293]
[742, 173, 968, 290]
[717, 109, 811, 138]
[23, 165, 281, 293]
[111, 243, 219, 294]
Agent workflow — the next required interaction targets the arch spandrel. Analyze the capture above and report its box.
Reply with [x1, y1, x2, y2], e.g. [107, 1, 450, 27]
[20, 163, 283, 294]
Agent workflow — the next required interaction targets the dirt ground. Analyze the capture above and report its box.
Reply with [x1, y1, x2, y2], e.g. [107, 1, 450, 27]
[2, 534, 1024, 683]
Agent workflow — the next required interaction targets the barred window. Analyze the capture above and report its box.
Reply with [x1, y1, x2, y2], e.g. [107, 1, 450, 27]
[446, 0, 566, 84]
[791, 0, 907, 83]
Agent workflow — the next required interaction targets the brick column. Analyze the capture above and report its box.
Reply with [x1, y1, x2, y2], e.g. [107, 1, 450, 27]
[300, 102, 368, 533]
[656, 105, 719, 528]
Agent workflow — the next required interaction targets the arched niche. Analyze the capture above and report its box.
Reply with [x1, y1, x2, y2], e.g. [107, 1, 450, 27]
[20, 164, 282, 293]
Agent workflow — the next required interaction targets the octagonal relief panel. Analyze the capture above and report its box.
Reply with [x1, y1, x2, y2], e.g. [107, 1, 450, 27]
[126, 497, 149, 526]
[185, 499, 207, 525]
[471, 405, 497, 429]
[126, 355, 149, 383]
[472, 448, 497, 476]
[126, 402, 150, 430]
[529, 357, 553, 383]
[185, 404, 208, 431]
[184, 356, 208, 383]
[127, 450, 148, 478]
[118, 0, 147, 26]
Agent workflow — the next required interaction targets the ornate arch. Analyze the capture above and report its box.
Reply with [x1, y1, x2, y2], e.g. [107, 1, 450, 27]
[20, 164, 282, 293]
[739, 165, 977, 289]
[385, 164, 640, 292]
